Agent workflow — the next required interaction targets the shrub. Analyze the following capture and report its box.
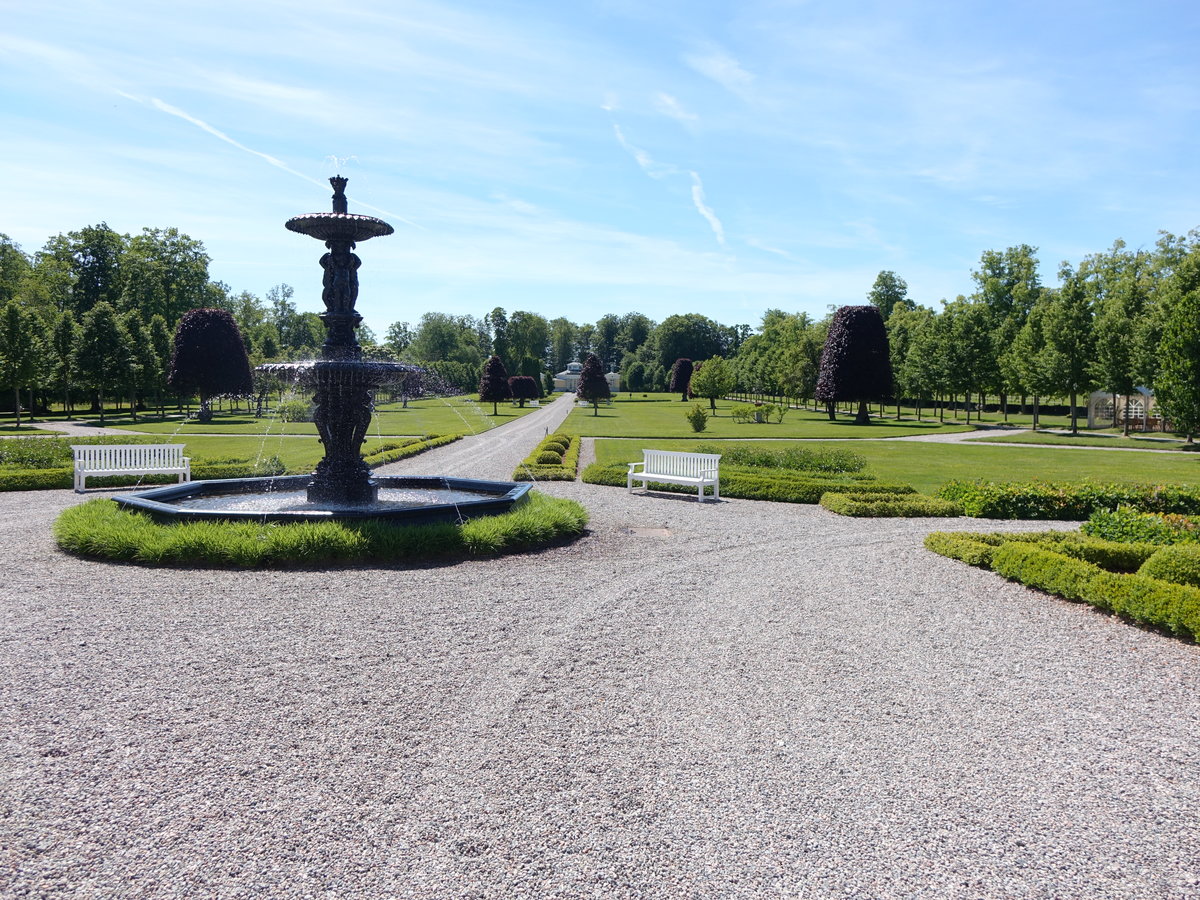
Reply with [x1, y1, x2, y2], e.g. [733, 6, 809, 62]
[1082, 572, 1200, 639]
[362, 434, 460, 467]
[923, 532, 997, 567]
[275, 397, 312, 423]
[1139, 545, 1200, 588]
[938, 480, 1200, 520]
[686, 404, 708, 432]
[581, 461, 915, 504]
[0, 467, 73, 491]
[694, 443, 865, 474]
[0, 436, 64, 469]
[514, 434, 580, 482]
[53, 492, 588, 568]
[1083, 507, 1200, 545]
[991, 542, 1101, 601]
[1055, 537, 1160, 573]
[821, 492, 962, 517]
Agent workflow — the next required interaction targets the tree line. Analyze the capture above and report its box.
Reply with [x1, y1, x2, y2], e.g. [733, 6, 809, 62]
[2, 221, 1198, 434]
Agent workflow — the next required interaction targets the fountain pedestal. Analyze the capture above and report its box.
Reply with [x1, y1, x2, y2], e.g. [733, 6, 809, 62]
[283, 176, 395, 506]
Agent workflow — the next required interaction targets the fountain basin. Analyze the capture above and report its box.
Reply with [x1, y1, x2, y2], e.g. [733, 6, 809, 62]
[115, 475, 531, 525]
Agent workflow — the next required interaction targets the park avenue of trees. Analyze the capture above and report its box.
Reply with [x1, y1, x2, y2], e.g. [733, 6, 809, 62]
[1, 222, 1199, 436]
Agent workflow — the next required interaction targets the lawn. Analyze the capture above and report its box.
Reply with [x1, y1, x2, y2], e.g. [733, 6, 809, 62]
[568, 395, 972, 439]
[593, 439, 1200, 495]
[973, 431, 1192, 451]
[96, 396, 538, 436]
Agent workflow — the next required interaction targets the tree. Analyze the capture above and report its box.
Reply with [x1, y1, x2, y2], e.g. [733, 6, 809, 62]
[385, 321, 414, 357]
[593, 314, 622, 371]
[1041, 264, 1096, 433]
[1086, 241, 1152, 433]
[508, 375, 539, 408]
[168, 308, 254, 422]
[48, 310, 81, 414]
[669, 358, 693, 401]
[120, 227, 211, 324]
[0, 301, 44, 427]
[815, 305, 892, 424]
[689, 355, 736, 412]
[478, 355, 511, 414]
[1003, 296, 1056, 430]
[0, 235, 31, 305]
[66, 224, 126, 315]
[576, 352, 611, 415]
[75, 301, 130, 425]
[548, 317, 576, 373]
[651, 314, 724, 369]
[146, 314, 173, 417]
[867, 270, 912, 321]
[1154, 249, 1200, 441]
[486, 307, 510, 367]
[507, 311, 549, 369]
[120, 310, 160, 423]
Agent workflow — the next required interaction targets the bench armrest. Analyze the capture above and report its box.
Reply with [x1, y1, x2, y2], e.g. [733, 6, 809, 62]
[627, 461, 645, 472]
[699, 466, 719, 475]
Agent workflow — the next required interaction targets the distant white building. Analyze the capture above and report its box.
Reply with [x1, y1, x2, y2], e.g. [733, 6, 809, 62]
[553, 362, 620, 393]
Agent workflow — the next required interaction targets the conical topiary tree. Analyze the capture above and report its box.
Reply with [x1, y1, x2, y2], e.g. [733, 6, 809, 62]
[168, 308, 254, 423]
[815, 305, 892, 424]
[669, 357, 693, 401]
[576, 353, 611, 416]
[478, 354, 511, 414]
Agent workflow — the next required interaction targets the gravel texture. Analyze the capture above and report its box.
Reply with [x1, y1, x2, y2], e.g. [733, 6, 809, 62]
[4, 397, 1200, 898]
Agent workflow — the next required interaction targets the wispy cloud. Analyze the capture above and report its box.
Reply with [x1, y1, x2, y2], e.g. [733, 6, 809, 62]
[684, 46, 754, 97]
[653, 92, 697, 123]
[611, 123, 676, 178]
[690, 172, 725, 246]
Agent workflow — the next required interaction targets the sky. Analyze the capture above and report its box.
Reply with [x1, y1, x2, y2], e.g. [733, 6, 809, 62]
[2, 0, 1198, 337]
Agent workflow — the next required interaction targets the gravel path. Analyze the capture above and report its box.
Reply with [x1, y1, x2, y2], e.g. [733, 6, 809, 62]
[4, 412, 1200, 898]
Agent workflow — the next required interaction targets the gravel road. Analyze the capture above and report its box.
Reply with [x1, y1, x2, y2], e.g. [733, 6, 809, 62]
[4, 402, 1200, 898]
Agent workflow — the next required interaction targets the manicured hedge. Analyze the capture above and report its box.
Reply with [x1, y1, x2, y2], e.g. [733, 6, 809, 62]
[1083, 507, 1200, 545]
[820, 492, 962, 517]
[922, 532, 997, 567]
[362, 434, 461, 467]
[583, 461, 916, 504]
[938, 480, 1200, 520]
[925, 529, 1200, 642]
[514, 433, 580, 482]
[991, 542, 1102, 601]
[1139, 544, 1200, 588]
[0, 458, 288, 492]
[54, 492, 589, 568]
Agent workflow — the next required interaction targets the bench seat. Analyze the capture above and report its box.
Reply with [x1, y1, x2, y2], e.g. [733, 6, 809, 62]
[627, 449, 720, 502]
[72, 444, 191, 493]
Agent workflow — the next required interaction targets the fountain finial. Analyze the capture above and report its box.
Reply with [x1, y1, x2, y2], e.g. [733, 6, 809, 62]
[330, 176, 349, 214]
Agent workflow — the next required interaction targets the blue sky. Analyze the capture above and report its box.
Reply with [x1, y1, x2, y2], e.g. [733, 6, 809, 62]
[2, 0, 1198, 336]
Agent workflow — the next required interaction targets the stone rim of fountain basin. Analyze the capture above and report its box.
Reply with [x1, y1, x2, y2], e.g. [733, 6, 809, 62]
[112, 175, 530, 526]
[116, 475, 532, 525]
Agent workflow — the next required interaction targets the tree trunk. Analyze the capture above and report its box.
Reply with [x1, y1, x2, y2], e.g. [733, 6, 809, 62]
[825, 401, 836, 421]
[12, 387, 21, 428]
[1122, 395, 1131, 436]
[1070, 390, 1079, 434]
[855, 399, 870, 425]
[1032, 395, 1039, 431]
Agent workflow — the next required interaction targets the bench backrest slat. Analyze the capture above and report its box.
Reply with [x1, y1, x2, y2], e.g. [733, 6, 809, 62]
[643, 449, 720, 478]
[72, 444, 187, 470]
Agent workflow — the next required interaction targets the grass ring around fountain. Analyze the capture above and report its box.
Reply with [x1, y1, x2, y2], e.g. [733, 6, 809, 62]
[54, 492, 588, 568]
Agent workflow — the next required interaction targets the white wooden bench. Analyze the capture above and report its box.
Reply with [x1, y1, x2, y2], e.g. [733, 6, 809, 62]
[71, 444, 191, 493]
[627, 449, 721, 502]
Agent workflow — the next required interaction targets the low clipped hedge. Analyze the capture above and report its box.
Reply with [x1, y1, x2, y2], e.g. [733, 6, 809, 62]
[0, 457, 288, 492]
[1139, 544, 1200, 588]
[362, 434, 461, 467]
[514, 433, 580, 482]
[53, 492, 589, 568]
[938, 479, 1200, 520]
[922, 532, 998, 568]
[1083, 507, 1200, 545]
[820, 492, 962, 518]
[925, 529, 1200, 642]
[582, 461, 916, 504]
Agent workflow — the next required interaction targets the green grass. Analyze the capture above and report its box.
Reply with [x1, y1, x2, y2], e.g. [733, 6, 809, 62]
[53, 492, 588, 568]
[973, 431, 1192, 450]
[594, 439, 1200, 496]
[91, 396, 537, 436]
[568, 395, 972, 439]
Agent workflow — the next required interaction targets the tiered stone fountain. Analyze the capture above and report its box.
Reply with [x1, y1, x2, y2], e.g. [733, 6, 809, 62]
[116, 178, 529, 524]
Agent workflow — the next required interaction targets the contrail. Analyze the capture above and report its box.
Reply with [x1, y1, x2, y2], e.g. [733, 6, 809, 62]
[130, 94, 424, 228]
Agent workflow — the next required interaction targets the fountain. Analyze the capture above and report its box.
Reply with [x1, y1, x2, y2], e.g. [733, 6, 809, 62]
[115, 178, 530, 524]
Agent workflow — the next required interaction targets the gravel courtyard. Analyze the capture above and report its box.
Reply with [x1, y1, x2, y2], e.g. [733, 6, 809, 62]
[4, 398, 1200, 898]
